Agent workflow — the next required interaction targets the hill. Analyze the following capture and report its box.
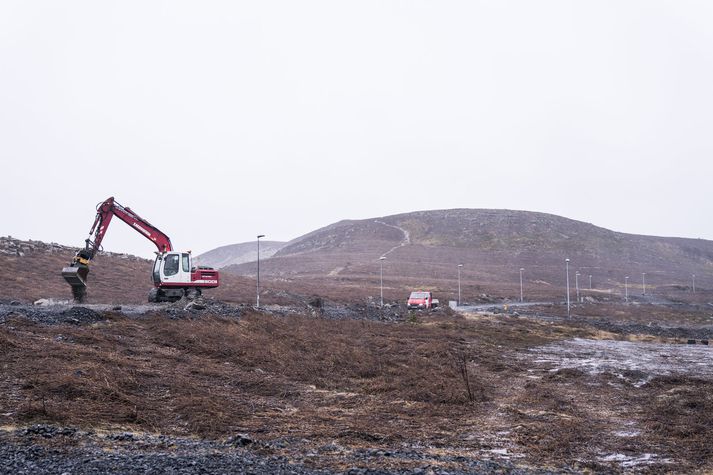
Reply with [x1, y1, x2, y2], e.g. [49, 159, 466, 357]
[222, 209, 713, 302]
[196, 241, 286, 269]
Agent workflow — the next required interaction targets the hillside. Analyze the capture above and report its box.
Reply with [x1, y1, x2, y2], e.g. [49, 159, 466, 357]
[196, 241, 286, 269]
[0, 236, 257, 304]
[222, 209, 713, 301]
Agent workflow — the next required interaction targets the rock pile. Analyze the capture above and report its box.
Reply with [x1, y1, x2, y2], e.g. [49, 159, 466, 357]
[0, 236, 148, 262]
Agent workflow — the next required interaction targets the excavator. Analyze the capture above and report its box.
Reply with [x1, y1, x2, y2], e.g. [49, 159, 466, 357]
[62, 197, 219, 303]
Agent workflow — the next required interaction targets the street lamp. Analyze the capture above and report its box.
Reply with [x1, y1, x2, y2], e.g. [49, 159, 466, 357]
[692, 274, 696, 293]
[565, 258, 571, 317]
[625, 276, 629, 302]
[642, 272, 646, 295]
[379, 256, 386, 307]
[256, 234, 265, 307]
[458, 264, 464, 306]
[519, 267, 524, 303]
[575, 271, 581, 302]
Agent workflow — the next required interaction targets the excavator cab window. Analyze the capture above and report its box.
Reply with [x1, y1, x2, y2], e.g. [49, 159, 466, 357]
[164, 254, 180, 277]
[182, 254, 190, 273]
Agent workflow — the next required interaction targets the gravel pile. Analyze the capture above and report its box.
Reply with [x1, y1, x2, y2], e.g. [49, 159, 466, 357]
[0, 296, 456, 327]
[163, 297, 244, 318]
[0, 298, 246, 325]
[318, 302, 453, 322]
[0, 304, 106, 325]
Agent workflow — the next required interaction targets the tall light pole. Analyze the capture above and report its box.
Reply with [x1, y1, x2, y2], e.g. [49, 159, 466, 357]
[575, 271, 581, 302]
[625, 276, 629, 302]
[519, 267, 524, 303]
[256, 234, 265, 307]
[565, 258, 571, 317]
[642, 272, 646, 296]
[379, 256, 386, 307]
[692, 274, 696, 293]
[458, 264, 463, 306]
[589, 274, 592, 290]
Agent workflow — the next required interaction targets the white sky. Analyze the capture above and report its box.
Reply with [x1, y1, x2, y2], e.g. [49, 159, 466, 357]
[1, 1, 712, 258]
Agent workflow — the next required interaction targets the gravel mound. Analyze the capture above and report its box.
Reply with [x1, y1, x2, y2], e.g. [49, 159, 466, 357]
[164, 297, 243, 319]
[60, 306, 104, 325]
[0, 304, 107, 325]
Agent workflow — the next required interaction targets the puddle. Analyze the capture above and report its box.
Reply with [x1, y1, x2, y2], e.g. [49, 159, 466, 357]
[598, 452, 672, 467]
[527, 338, 713, 379]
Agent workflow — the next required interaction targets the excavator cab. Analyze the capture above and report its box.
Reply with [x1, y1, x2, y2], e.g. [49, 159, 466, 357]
[152, 251, 193, 285]
[149, 251, 209, 302]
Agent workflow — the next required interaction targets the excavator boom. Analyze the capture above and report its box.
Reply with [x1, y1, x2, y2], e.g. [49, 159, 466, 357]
[62, 197, 174, 302]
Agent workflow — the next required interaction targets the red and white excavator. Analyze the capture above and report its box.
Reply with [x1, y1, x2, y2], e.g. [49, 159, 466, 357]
[62, 197, 219, 303]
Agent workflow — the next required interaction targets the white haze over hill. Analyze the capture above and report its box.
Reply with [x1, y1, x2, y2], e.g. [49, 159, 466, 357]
[1, 1, 712, 258]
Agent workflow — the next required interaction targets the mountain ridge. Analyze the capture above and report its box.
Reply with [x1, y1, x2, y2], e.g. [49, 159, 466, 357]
[196, 240, 286, 269]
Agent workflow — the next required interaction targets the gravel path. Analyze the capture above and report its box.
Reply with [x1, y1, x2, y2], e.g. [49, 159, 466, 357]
[1, 425, 328, 475]
[0, 425, 565, 474]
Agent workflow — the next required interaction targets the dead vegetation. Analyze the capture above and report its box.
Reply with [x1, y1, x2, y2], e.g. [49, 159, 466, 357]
[2, 313, 528, 433]
[1, 308, 712, 472]
[640, 376, 713, 466]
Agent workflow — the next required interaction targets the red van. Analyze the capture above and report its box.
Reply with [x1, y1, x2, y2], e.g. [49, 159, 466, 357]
[407, 291, 437, 309]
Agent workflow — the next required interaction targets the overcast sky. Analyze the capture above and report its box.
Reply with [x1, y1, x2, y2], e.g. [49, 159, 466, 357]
[1, 1, 712, 258]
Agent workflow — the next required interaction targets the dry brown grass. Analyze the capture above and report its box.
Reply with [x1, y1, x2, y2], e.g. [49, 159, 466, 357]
[1, 310, 712, 472]
[2, 312, 544, 439]
[640, 376, 713, 466]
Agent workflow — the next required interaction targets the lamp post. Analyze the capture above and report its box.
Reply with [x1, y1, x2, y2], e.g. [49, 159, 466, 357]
[379, 256, 386, 307]
[692, 274, 696, 293]
[589, 274, 592, 290]
[565, 258, 571, 317]
[575, 271, 580, 302]
[519, 267, 524, 303]
[256, 234, 265, 307]
[458, 264, 463, 306]
[625, 276, 629, 302]
[642, 272, 646, 295]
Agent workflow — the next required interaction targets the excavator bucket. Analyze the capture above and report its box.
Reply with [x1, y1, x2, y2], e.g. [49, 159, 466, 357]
[62, 265, 89, 302]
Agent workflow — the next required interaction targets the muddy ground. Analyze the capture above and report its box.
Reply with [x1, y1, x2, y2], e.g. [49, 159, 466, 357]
[1, 298, 712, 474]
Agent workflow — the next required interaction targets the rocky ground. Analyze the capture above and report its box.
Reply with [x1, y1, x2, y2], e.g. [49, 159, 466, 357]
[1, 425, 329, 475]
[1, 423, 553, 475]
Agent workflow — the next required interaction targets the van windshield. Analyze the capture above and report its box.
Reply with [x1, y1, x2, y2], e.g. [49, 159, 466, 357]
[409, 292, 429, 299]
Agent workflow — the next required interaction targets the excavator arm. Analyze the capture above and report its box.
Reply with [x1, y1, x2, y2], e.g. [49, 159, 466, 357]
[62, 197, 173, 302]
